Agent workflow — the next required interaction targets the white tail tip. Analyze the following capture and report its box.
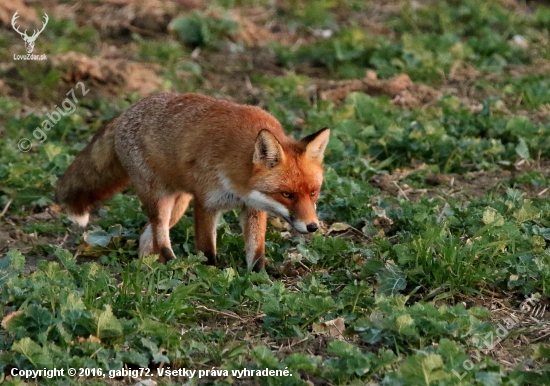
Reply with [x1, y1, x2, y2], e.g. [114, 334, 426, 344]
[68, 212, 89, 227]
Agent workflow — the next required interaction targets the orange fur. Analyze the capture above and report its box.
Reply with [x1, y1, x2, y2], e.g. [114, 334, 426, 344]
[55, 93, 330, 270]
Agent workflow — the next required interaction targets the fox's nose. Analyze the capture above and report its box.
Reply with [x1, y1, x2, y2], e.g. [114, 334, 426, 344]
[306, 223, 319, 233]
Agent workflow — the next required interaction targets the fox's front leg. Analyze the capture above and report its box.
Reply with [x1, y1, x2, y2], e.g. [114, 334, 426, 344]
[240, 207, 267, 271]
[193, 200, 220, 266]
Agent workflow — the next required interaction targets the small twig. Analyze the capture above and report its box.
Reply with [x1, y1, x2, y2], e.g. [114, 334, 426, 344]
[284, 338, 308, 351]
[195, 305, 244, 321]
[531, 331, 550, 343]
[0, 199, 12, 219]
[437, 202, 450, 223]
[349, 226, 370, 240]
[297, 260, 311, 273]
[90, 347, 102, 359]
[122, 22, 164, 38]
[393, 181, 409, 200]
[538, 188, 548, 196]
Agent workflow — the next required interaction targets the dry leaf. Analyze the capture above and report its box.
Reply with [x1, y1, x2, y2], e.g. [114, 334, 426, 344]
[1, 310, 23, 330]
[312, 317, 346, 339]
[329, 222, 351, 232]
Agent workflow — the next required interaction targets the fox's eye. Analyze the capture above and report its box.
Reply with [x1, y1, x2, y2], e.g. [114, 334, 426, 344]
[281, 192, 294, 199]
[310, 191, 317, 197]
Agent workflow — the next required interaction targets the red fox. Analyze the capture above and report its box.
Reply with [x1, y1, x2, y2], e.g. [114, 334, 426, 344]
[56, 93, 330, 271]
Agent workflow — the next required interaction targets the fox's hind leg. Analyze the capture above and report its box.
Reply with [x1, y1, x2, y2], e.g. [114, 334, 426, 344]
[139, 193, 191, 263]
[169, 193, 193, 228]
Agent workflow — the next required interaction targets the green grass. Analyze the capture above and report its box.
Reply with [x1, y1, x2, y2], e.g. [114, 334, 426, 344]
[2, 0, 550, 385]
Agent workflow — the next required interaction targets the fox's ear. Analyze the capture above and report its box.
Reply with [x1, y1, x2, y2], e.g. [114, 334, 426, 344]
[253, 129, 284, 169]
[302, 128, 330, 163]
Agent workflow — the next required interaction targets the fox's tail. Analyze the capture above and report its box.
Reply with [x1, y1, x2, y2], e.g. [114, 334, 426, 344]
[55, 119, 130, 226]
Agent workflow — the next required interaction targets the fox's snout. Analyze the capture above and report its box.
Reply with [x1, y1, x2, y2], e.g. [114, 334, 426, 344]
[289, 218, 319, 234]
[288, 210, 320, 234]
[306, 222, 318, 232]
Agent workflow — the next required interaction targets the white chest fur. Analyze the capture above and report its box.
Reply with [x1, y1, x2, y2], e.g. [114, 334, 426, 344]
[204, 173, 245, 210]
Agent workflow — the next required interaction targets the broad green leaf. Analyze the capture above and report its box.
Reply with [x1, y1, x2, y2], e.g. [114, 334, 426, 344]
[55, 248, 77, 271]
[117, 349, 150, 368]
[141, 337, 169, 364]
[12, 337, 41, 363]
[476, 371, 502, 386]
[400, 353, 450, 386]
[285, 353, 322, 372]
[4, 249, 25, 269]
[83, 229, 112, 247]
[252, 345, 279, 368]
[515, 137, 530, 160]
[42, 143, 63, 162]
[326, 340, 371, 376]
[514, 202, 540, 223]
[93, 305, 122, 339]
[26, 304, 53, 328]
[482, 207, 504, 226]
[11, 337, 53, 368]
[396, 314, 414, 333]
[376, 261, 406, 296]
[61, 292, 86, 313]
[532, 344, 550, 359]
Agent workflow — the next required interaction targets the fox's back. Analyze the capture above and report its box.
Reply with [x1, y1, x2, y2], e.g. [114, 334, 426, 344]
[113, 93, 287, 194]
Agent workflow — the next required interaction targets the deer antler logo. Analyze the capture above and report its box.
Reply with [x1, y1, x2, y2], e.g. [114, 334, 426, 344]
[12, 11, 49, 54]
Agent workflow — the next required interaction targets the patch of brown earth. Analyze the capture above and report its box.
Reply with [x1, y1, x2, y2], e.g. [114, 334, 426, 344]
[370, 160, 550, 202]
[0, 0, 38, 26]
[315, 72, 442, 109]
[51, 0, 180, 38]
[195, 48, 285, 104]
[52, 51, 166, 96]
[231, 7, 300, 48]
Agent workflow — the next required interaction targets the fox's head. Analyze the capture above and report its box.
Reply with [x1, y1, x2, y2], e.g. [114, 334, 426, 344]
[248, 128, 330, 233]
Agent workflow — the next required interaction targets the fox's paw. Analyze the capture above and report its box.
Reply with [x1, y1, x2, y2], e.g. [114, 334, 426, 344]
[251, 257, 266, 272]
[200, 252, 217, 267]
[159, 247, 176, 264]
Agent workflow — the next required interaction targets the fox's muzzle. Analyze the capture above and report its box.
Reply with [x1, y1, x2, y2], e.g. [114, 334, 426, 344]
[288, 215, 319, 234]
[306, 223, 318, 232]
